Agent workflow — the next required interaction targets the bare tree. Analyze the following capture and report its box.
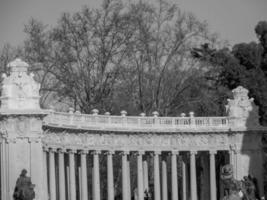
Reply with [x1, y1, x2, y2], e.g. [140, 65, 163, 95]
[115, 0, 221, 115]
[24, 0, 135, 113]
[23, 0, 224, 115]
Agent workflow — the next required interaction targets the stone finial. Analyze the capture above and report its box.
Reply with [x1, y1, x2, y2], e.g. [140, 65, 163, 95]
[92, 109, 99, 115]
[140, 113, 146, 117]
[120, 110, 127, 117]
[104, 112, 111, 115]
[189, 112, 194, 118]
[181, 113, 186, 117]
[226, 86, 260, 128]
[69, 107, 74, 114]
[152, 111, 159, 117]
[75, 110, 81, 114]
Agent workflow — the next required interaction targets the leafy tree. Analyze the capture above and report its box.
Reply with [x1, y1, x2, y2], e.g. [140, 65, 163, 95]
[192, 22, 267, 125]
[255, 21, 267, 75]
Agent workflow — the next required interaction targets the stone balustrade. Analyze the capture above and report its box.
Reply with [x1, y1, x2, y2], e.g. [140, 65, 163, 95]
[43, 110, 230, 132]
[1, 58, 266, 200]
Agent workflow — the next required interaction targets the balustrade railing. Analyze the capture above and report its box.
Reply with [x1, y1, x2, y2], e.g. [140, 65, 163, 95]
[43, 111, 230, 131]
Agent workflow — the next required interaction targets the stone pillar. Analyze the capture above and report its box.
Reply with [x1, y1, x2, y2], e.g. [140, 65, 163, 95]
[154, 151, 161, 200]
[137, 151, 144, 200]
[229, 145, 237, 179]
[49, 148, 56, 200]
[162, 158, 168, 200]
[1, 140, 8, 200]
[58, 149, 66, 200]
[43, 148, 48, 200]
[122, 151, 129, 200]
[171, 151, 179, 200]
[0, 58, 47, 200]
[190, 151, 197, 200]
[182, 158, 187, 200]
[107, 151, 115, 200]
[69, 149, 76, 200]
[93, 150, 101, 200]
[81, 150, 88, 200]
[127, 158, 131, 200]
[209, 151, 217, 200]
[143, 158, 149, 192]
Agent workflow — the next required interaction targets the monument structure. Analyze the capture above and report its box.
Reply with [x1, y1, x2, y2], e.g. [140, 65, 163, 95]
[0, 58, 266, 200]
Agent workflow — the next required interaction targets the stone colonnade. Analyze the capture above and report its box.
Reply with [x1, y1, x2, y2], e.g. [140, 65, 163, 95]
[44, 147, 224, 200]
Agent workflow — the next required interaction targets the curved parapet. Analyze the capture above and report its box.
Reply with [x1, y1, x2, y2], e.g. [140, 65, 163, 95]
[43, 110, 231, 132]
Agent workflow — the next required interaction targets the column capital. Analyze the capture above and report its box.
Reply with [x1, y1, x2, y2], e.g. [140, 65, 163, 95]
[58, 148, 67, 153]
[91, 150, 101, 155]
[209, 150, 217, 155]
[137, 150, 145, 155]
[190, 150, 197, 155]
[43, 146, 49, 152]
[105, 150, 115, 155]
[234, 149, 241, 154]
[120, 151, 130, 156]
[153, 151, 161, 155]
[68, 149, 77, 154]
[171, 150, 179, 155]
[49, 147, 57, 153]
[80, 149, 89, 154]
[229, 144, 236, 150]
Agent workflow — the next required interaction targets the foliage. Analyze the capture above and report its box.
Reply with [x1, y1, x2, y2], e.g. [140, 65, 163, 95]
[20, 0, 222, 116]
[192, 21, 267, 125]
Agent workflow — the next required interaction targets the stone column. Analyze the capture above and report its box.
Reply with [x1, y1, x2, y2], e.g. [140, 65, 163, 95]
[1, 141, 7, 200]
[69, 149, 76, 200]
[137, 151, 144, 200]
[162, 158, 168, 200]
[58, 148, 66, 200]
[107, 151, 114, 200]
[154, 151, 161, 200]
[127, 158, 131, 200]
[229, 145, 236, 179]
[93, 150, 101, 200]
[190, 151, 197, 200]
[49, 148, 56, 200]
[43, 147, 48, 200]
[143, 158, 149, 192]
[81, 150, 88, 200]
[122, 151, 129, 200]
[171, 151, 179, 200]
[209, 151, 217, 200]
[182, 158, 187, 200]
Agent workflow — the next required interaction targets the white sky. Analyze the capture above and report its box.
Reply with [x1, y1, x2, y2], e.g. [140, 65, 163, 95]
[0, 0, 267, 48]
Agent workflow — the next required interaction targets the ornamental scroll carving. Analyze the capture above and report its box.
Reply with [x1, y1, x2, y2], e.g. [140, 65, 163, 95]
[226, 86, 259, 128]
[0, 58, 41, 111]
[43, 131, 230, 151]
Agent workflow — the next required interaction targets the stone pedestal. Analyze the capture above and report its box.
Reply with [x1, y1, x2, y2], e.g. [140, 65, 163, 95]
[0, 58, 47, 200]
[232, 133, 264, 197]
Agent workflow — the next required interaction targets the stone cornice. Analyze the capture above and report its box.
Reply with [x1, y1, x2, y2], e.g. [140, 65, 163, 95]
[0, 109, 48, 116]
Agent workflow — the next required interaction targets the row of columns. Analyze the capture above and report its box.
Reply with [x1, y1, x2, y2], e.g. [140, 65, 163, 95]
[44, 148, 218, 200]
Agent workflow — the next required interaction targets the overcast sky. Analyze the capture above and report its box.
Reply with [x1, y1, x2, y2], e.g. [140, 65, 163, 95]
[0, 0, 267, 48]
